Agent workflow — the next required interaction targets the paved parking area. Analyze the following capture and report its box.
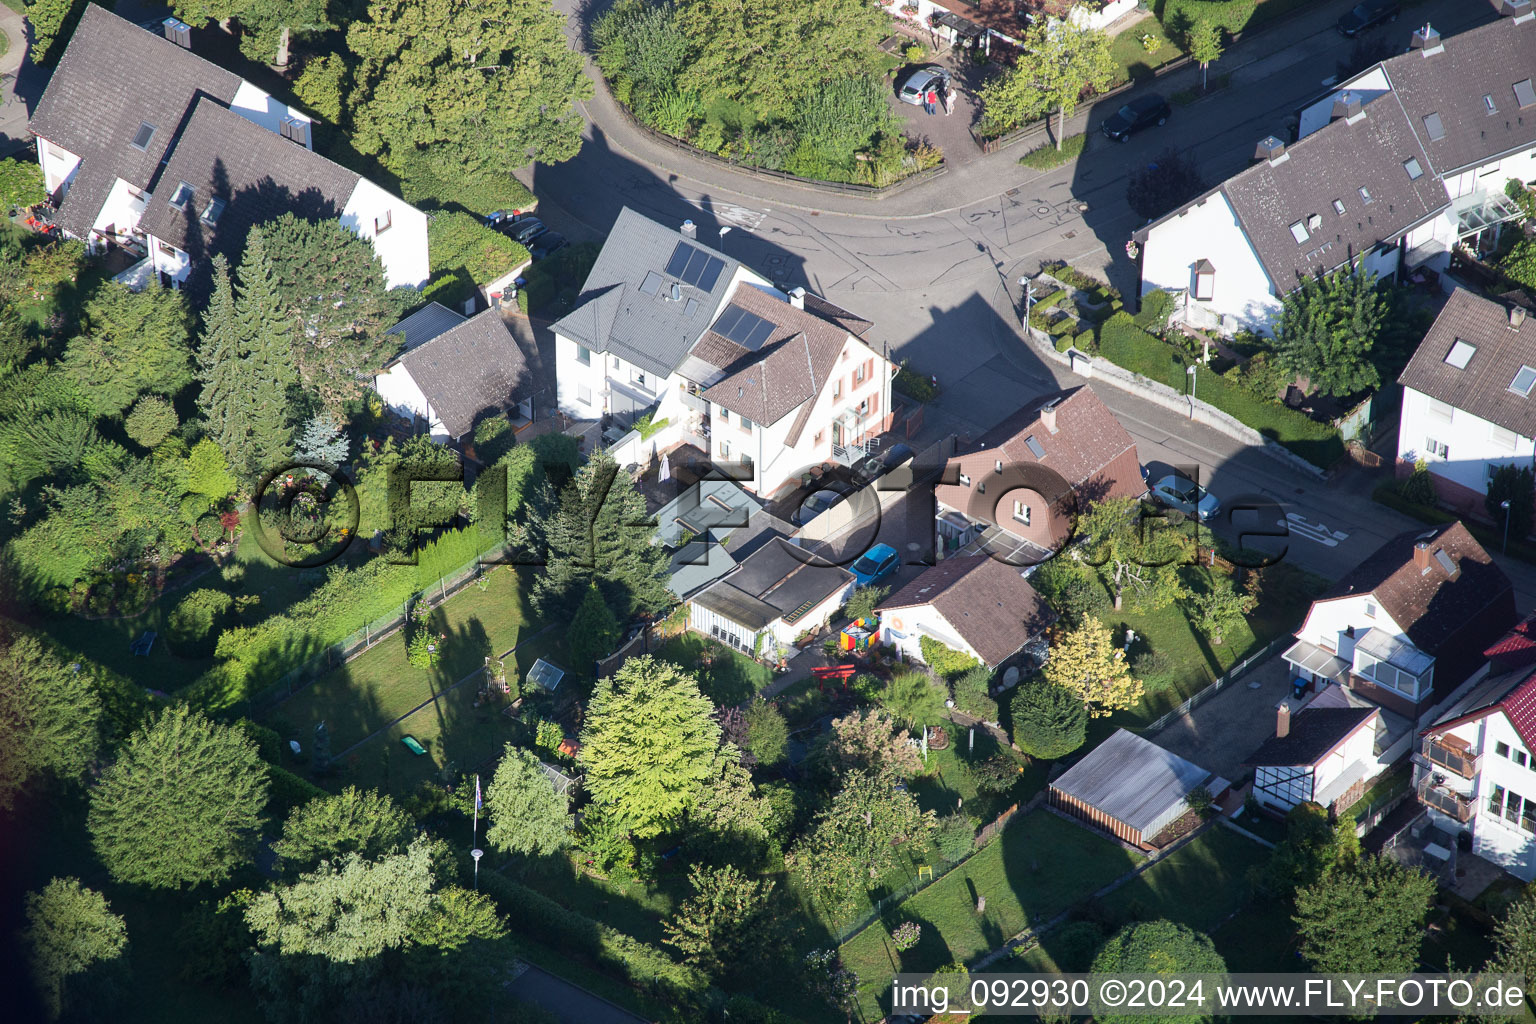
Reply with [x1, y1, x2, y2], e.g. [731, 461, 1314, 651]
[1148, 655, 1292, 782]
[888, 51, 999, 168]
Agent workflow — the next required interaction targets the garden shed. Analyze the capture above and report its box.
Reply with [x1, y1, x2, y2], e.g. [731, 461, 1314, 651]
[526, 658, 565, 693]
[1049, 729, 1226, 848]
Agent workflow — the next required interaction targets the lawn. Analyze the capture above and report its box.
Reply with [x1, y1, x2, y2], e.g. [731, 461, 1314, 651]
[261, 567, 549, 758]
[840, 810, 1143, 1019]
[1018, 133, 1087, 170]
[653, 632, 774, 705]
[1110, 20, 1186, 84]
[1096, 825, 1269, 931]
[910, 722, 1047, 824]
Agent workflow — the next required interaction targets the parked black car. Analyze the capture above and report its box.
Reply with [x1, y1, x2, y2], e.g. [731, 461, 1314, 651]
[1100, 95, 1171, 143]
[1337, 0, 1400, 37]
[499, 217, 546, 245]
[530, 232, 567, 260]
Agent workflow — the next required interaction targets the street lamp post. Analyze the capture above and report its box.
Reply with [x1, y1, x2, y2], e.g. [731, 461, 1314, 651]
[1019, 277, 1035, 330]
[1503, 499, 1513, 554]
[1186, 365, 1197, 418]
[471, 848, 483, 890]
[718, 225, 732, 254]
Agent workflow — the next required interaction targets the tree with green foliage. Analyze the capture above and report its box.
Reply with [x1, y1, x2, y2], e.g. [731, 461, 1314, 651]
[1185, 573, 1256, 645]
[1275, 264, 1388, 398]
[26, 0, 89, 66]
[744, 698, 789, 766]
[60, 282, 194, 417]
[979, 18, 1115, 146]
[1487, 889, 1536, 983]
[579, 656, 722, 838]
[23, 877, 128, 1022]
[263, 214, 405, 407]
[295, 53, 350, 124]
[1502, 239, 1536, 292]
[532, 448, 669, 616]
[952, 665, 999, 721]
[933, 811, 976, 861]
[0, 156, 47, 209]
[1487, 464, 1535, 543]
[271, 786, 417, 874]
[878, 671, 948, 730]
[165, 588, 234, 655]
[688, 751, 774, 864]
[1293, 854, 1435, 973]
[88, 705, 269, 889]
[1011, 679, 1087, 759]
[795, 769, 934, 913]
[567, 583, 621, 674]
[348, 0, 591, 174]
[293, 411, 350, 467]
[843, 584, 886, 624]
[1127, 148, 1207, 222]
[0, 633, 105, 810]
[1044, 615, 1142, 718]
[123, 396, 178, 450]
[1092, 920, 1225, 1022]
[1077, 495, 1188, 612]
[672, 0, 886, 121]
[184, 438, 239, 502]
[1187, 21, 1223, 91]
[827, 708, 923, 778]
[663, 863, 782, 981]
[593, 0, 689, 96]
[485, 745, 569, 856]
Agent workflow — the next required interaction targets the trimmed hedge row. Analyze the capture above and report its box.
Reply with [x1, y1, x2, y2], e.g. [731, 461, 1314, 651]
[478, 870, 706, 1000]
[1094, 313, 1344, 468]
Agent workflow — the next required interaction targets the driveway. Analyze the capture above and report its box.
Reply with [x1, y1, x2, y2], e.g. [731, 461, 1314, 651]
[1149, 655, 1293, 782]
[889, 53, 997, 169]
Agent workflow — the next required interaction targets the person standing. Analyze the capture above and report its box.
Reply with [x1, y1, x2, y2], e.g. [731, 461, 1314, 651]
[924, 87, 938, 115]
[941, 83, 954, 116]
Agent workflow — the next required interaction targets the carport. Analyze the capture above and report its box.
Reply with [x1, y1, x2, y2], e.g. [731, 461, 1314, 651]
[1050, 729, 1227, 848]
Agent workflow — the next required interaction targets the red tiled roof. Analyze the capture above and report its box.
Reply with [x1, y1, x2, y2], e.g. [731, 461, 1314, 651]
[1502, 674, 1536, 750]
[1485, 612, 1536, 668]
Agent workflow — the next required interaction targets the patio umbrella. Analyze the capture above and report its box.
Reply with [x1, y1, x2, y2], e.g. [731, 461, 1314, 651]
[659, 453, 671, 483]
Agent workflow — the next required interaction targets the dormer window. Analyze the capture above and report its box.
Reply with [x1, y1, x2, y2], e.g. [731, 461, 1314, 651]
[1193, 259, 1215, 301]
[375, 210, 392, 234]
[200, 198, 226, 226]
[168, 182, 195, 211]
[130, 121, 156, 151]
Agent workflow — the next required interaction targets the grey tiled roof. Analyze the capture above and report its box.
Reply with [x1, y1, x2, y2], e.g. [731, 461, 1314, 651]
[30, 4, 242, 236]
[1398, 288, 1536, 437]
[137, 99, 361, 257]
[387, 302, 466, 352]
[1221, 97, 1446, 292]
[391, 310, 532, 439]
[550, 207, 742, 378]
[1375, 16, 1536, 176]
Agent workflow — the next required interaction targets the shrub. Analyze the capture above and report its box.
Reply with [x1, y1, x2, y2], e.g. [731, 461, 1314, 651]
[1398, 458, 1436, 506]
[952, 666, 999, 722]
[745, 699, 789, 765]
[1186, 784, 1215, 818]
[1132, 289, 1174, 334]
[166, 589, 234, 656]
[471, 418, 517, 465]
[794, 76, 901, 169]
[389, 145, 535, 216]
[220, 562, 245, 586]
[919, 636, 981, 679]
[893, 365, 936, 402]
[124, 396, 178, 449]
[1507, 177, 1536, 221]
[968, 753, 1024, 794]
[892, 920, 921, 952]
[1010, 679, 1086, 759]
[1019, 133, 1086, 170]
[1055, 333, 1075, 352]
[1500, 239, 1536, 292]
[844, 585, 886, 624]
[933, 812, 977, 861]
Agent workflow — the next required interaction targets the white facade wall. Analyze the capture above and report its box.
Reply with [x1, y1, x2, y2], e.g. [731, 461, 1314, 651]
[340, 179, 429, 289]
[1296, 67, 1392, 140]
[374, 363, 448, 440]
[1295, 595, 1406, 661]
[879, 605, 983, 666]
[555, 333, 609, 420]
[89, 177, 149, 248]
[37, 137, 80, 196]
[1140, 191, 1283, 334]
[229, 82, 312, 145]
[1468, 714, 1536, 880]
[1397, 386, 1536, 499]
[1069, 0, 1138, 31]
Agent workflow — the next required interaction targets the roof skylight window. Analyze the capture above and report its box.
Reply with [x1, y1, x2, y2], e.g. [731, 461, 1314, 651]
[1512, 365, 1536, 396]
[1444, 339, 1475, 369]
[1289, 221, 1309, 243]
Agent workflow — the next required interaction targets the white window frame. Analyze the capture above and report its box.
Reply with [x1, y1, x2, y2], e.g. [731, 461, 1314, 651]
[1013, 501, 1031, 526]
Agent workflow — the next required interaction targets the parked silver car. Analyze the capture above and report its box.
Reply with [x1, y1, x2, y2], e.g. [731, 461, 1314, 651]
[898, 66, 950, 106]
[1147, 474, 1220, 521]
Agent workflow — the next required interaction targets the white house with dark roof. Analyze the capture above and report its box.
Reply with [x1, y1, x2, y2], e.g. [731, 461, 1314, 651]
[552, 208, 893, 496]
[686, 536, 854, 654]
[1396, 289, 1536, 512]
[30, 5, 427, 289]
[876, 554, 1055, 670]
[374, 308, 535, 442]
[1135, 8, 1536, 335]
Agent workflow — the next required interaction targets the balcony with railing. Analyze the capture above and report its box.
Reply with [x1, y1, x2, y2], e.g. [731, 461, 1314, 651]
[1417, 778, 1473, 823]
[1421, 737, 1480, 779]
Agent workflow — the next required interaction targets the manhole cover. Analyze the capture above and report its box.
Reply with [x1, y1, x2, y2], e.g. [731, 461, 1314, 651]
[766, 254, 785, 266]
[906, 542, 922, 552]
[1035, 205, 1051, 215]
[1062, 230, 1077, 239]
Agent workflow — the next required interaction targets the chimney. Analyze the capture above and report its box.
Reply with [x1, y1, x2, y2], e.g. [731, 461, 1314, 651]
[1502, 0, 1534, 25]
[789, 286, 806, 310]
[1331, 92, 1365, 123]
[162, 17, 192, 48]
[1276, 703, 1291, 739]
[680, 219, 696, 240]
[1413, 539, 1433, 572]
[1513, 305, 1529, 330]
[1411, 24, 1443, 54]
[1040, 398, 1061, 435]
[1254, 136, 1287, 166]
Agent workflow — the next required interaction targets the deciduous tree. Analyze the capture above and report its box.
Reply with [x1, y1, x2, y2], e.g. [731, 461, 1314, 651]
[0, 156, 47, 209]
[1010, 678, 1086, 759]
[1043, 615, 1142, 718]
[1487, 890, 1536, 982]
[1187, 21, 1223, 90]
[1076, 495, 1188, 612]
[271, 786, 417, 874]
[663, 864, 782, 981]
[1185, 574, 1256, 646]
[88, 705, 269, 889]
[1274, 263, 1387, 398]
[484, 745, 569, 856]
[1092, 919, 1225, 1023]
[979, 19, 1115, 146]
[1292, 854, 1435, 973]
[579, 656, 722, 837]
[877, 671, 947, 730]
[827, 708, 923, 778]
[23, 877, 128, 1021]
[744, 699, 789, 766]
[795, 769, 934, 913]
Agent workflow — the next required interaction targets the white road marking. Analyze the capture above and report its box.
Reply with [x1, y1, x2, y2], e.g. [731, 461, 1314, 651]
[698, 201, 768, 231]
[1283, 512, 1349, 547]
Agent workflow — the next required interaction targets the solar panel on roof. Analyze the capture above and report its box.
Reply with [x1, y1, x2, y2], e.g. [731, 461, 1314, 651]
[712, 303, 777, 350]
[695, 255, 725, 291]
[714, 304, 746, 337]
[665, 242, 693, 277]
[665, 241, 727, 289]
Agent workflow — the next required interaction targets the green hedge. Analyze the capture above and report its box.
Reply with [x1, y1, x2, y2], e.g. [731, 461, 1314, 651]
[424, 211, 530, 309]
[1055, 334, 1076, 353]
[1019, 133, 1086, 170]
[478, 871, 705, 1000]
[894, 366, 937, 403]
[1094, 313, 1344, 468]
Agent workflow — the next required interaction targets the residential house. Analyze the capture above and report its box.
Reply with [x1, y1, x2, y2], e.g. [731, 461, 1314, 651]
[1417, 612, 1536, 879]
[652, 478, 794, 598]
[374, 308, 536, 442]
[1282, 521, 1516, 719]
[934, 387, 1143, 560]
[551, 208, 894, 497]
[1396, 289, 1536, 512]
[687, 537, 854, 655]
[1135, 8, 1536, 334]
[1050, 729, 1226, 849]
[876, 554, 1055, 671]
[30, 5, 427, 289]
[900, 0, 1137, 52]
[1248, 695, 1384, 815]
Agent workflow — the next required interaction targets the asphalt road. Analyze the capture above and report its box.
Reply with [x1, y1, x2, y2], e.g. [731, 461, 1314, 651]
[529, 0, 1535, 599]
